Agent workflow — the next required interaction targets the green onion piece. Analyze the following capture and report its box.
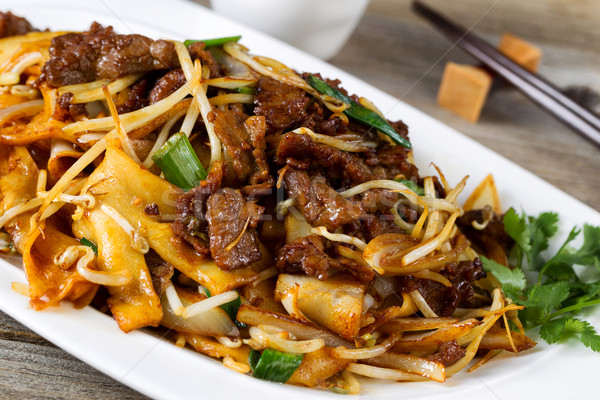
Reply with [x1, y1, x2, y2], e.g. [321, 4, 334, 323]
[249, 348, 303, 383]
[184, 35, 242, 47]
[394, 178, 424, 196]
[152, 132, 207, 191]
[80, 237, 98, 255]
[235, 86, 255, 95]
[306, 75, 411, 149]
[204, 287, 247, 329]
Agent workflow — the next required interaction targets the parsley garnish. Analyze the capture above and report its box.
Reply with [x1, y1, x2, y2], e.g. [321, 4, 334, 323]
[481, 208, 600, 351]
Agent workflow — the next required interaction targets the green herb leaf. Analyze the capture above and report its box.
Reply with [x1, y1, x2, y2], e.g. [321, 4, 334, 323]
[306, 75, 411, 149]
[80, 237, 98, 255]
[540, 317, 600, 353]
[152, 132, 207, 191]
[249, 348, 303, 383]
[184, 35, 242, 47]
[203, 288, 246, 329]
[394, 178, 424, 196]
[480, 256, 526, 299]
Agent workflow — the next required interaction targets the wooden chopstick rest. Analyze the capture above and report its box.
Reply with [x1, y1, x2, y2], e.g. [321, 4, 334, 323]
[438, 33, 542, 122]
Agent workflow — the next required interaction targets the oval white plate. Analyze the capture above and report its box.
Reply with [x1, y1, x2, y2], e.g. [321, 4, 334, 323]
[0, 0, 599, 399]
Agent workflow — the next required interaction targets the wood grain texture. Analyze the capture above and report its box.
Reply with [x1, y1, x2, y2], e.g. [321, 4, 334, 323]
[2, 0, 599, 399]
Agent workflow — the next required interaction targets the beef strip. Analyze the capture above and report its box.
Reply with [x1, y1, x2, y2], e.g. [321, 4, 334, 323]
[458, 207, 514, 255]
[188, 42, 223, 79]
[282, 168, 364, 230]
[277, 235, 374, 284]
[206, 188, 264, 270]
[42, 22, 179, 87]
[0, 12, 37, 38]
[275, 132, 376, 186]
[365, 144, 418, 181]
[254, 76, 309, 134]
[148, 69, 186, 104]
[172, 161, 225, 255]
[115, 76, 151, 113]
[54, 92, 88, 121]
[425, 340, 466, 366]
[398, 258, 486, 317]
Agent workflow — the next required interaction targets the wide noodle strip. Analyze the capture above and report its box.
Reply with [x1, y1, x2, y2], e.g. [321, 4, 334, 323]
[0, 17, 537, 394]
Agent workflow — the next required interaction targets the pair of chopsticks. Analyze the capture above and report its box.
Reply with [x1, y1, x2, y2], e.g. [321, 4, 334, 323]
[412, 0, 600, 147]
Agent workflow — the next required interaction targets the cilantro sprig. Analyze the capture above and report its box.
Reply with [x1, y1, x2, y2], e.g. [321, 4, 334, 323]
[481, 208, 600, 352]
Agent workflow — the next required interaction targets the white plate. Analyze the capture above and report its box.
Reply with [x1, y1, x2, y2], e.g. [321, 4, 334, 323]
[1, 0, 599, 399]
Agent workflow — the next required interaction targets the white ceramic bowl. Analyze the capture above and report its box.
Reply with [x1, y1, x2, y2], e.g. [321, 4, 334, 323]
[210, 0, 370, 59]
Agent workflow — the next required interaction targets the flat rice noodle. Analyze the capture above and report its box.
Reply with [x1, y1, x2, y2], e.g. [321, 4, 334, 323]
[22, 218, 97, 310]
[363, 352, 446, 383]
[391, 319, 480, 355]
[479, 324, 536, 353]
[236, 305, 351, 348]
[379, 317, 460, 335]
[276, 274, 365, 341]
[185, 334, 250, 364]
[86, 210, 162, 332]
[0, 92, 29, 108]
[0, 146, 38, 251]
[47, 139, 83, 180]
[128, 99, 191, 139]
[84, 146, 258, 293]
[0, 31, 64, 69]
[359, 297, 420, 335]
[288, 346, 353, 388]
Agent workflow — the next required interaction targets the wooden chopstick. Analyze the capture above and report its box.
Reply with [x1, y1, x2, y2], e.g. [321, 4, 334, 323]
[412, 0, 600, 147]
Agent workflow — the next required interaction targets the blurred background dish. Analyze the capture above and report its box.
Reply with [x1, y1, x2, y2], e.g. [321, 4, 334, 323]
[209, 0, 370, 59]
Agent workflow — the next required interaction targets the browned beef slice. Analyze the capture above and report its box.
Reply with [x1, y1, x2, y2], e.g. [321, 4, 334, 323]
[277, 235, 374, 284]
[149, 69, 186, 104]
[206, 188, 264, 270]
[115, 76, 151, 113]
[42, 22, 179, 87]
[172, 162, 225, 255]
[0, 12, 37, 38]
[209, 107, 254, 182]
[283, 169, 364, 230]
[188, 42, 223, 79]
[365, 144, 418, 181]
[398, 259, 486, 317]
[254, 76, 309, 133]
[458, 208, 514, 254]
[275, 132, 376, 185]
[425, 340, 466, 366]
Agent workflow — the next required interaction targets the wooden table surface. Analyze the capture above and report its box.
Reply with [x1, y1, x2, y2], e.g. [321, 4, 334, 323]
[1, 0, 599, 398]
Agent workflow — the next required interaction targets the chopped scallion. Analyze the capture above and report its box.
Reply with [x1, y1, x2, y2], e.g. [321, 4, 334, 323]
[394, 178, 424, 196]
[204, 287, 246, 329]
[307, 75, 411, 149]
[184, 35, 242, 47]
[80, 237, 98, 255]
[249, 348, 303, 383]
[152, 132, 207, 191]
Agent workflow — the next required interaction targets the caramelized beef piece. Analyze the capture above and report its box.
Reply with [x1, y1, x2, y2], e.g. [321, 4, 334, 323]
[365, 144, 418, 181]
[188, 42, 223, 79]
[148, 69, 186, 104]
[283, 169, 364, 230]
[54, 92, 88, 121]
[42, 22, 178, 87]
[458, 207, 514, 255]
[144, 203, 160, 216]
[254, 77, 309, 133]
[115, 76, 151, 113]
[298, 100, 348, 136]
[206, 188, 264, 270]
[276, 132, 375, 186]
[398, 259, 486, 316]
[277, 235, 374, 284]
[210, 107, 274, 187]
[426, 340, 466, 366]
[172, 162, 225, 255]
[0, 12, 37, 38]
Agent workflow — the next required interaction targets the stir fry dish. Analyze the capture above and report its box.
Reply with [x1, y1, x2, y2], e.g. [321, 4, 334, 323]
[0, 12, 535, 393]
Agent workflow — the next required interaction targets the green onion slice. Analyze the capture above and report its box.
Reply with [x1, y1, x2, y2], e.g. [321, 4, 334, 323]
[184, 35, 242, 47]
[204, 287, 246, 329]
[306, 75, 411, 149]
[152, 132, 207, 191]
[394, 178, 425, 196]
[249, 348, 303, 383]
[80, 237, 98, 255]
